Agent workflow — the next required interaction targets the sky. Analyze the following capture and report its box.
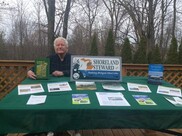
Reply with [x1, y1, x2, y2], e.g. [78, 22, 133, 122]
[0, 0, 44, 38]
[2, 0, 182, 41]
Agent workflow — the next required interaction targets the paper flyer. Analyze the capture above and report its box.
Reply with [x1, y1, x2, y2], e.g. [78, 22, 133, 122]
[133, 95, 156, 105]
[47, 82, 72, 92]
[27, 95, 47, 105]
[127, 83, 151, 93]
[72, 94, 90, 104]
[157, 85, 181, 97]
[18, 84, 44, 95]
[102, 82, 125, 91]
[96, 92, 130, 106]
[76, 81, 97, 90]
[164, 96, 182, 107]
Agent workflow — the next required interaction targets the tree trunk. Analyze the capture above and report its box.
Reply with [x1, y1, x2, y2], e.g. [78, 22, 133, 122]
[48, 0, 55, 54]
[147, 0, 155, 53]
[172, 0, 176, 37]
[62, 0, 72, 38]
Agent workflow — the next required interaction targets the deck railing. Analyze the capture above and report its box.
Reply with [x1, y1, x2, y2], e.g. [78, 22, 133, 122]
[122, 64, 182, 89]
[0, 60, 181, 99]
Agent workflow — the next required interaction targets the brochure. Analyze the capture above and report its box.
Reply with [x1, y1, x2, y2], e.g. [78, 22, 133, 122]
[35, 58, 50, 79]
[157, 85, 181, 97]
[72, 94, 90, 104]
[164, 96, 182, 107]
[18, 84, 44, 95]
[102, 82, 125, 91]
[96, 92, 130, 106]
[27, 95, 47, 105]
[148, 64, 164, 85]
[76, 81, 97, 90]
[127, 83, 151, 93]
[133, 95, 156, 105]
[47, 82, 72, 92]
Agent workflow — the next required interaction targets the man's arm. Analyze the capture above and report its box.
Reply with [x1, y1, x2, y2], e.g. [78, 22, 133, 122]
[52, 71, 64, 77]
[27, 70, 37, 79]
[62, 70, 70, 76]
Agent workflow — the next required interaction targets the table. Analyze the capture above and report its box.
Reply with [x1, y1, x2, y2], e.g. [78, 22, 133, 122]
[0, 76, 182, 134]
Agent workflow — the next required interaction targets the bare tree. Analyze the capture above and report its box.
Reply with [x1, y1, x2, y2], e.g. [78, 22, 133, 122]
[62, 0, 72, 38]
[117, 0, 147, 43]
[69, 25, 86, 55]
[31, 1, 49, 57]
[33, 1, 44, 56]
[43, 0, 73, 40]
[7, 0, 30, 59]
[172, 0, 176, 37]
[43, 0, 55, 53]
[147, 0, 158, 52]
[159, 0, 165, 48]
[75, 0, 101, 41]
[1, 0, 182, 62]
[72, 0, 101, 55]
[117, 0, 159, 53]
[102, 0, 127, 39]
[159, 0, 173, 60]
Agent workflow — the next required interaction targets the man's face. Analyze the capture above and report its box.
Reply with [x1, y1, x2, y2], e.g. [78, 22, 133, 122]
[54, 39, 68, 55]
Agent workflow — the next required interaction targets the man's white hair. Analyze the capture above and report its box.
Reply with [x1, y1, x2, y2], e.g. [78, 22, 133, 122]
[54, 37, 68, 47]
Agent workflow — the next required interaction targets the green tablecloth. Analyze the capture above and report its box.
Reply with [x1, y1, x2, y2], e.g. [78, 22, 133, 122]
[0, 76, 182, 134]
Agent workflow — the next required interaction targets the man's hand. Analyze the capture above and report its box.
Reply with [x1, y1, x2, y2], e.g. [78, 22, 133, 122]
[52, 71, 64, 77]
[27, 70, 37, 79]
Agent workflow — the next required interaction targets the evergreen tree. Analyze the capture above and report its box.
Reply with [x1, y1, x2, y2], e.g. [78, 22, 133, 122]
[105, 29, 115, 56]
[179, 39, 182, 64]
[133, 37, 147, 64]
[121, 37, 132, 63]
[147, 51, 153, 63]
[166, 37, 178, 64]
[150, 44, 162, 64]
[90, 32, 98, 56]
[0, 31, 6, 59]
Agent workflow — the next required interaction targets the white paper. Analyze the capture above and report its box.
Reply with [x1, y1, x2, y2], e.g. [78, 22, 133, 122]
[164, 96, 182, 106]
[174, 97, 182, 103]
[102, 82, 125, 91]
[27, 95, 47, 105]
[166, 98, 178, 105]
[127, 83, 151, 93]
[96, 92, 130, 106]
[18, 84, 44, 95]
[157, 85, 181, 97]
[47, 82, 72, 92]
[76, 81, 97, 90]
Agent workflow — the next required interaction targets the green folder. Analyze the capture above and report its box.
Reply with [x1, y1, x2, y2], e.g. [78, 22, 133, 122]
[35, 58, 50, 79]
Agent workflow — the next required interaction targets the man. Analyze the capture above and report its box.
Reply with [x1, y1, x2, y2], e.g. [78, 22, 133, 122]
[27, 37, 81, 136]
[27, 37, 71, 79]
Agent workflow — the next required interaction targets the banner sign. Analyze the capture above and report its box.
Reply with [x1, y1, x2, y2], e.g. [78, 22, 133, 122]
[71, 55, 122, 82]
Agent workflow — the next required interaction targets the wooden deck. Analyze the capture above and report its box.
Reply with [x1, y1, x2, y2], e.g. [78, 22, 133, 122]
[6, 129, 182, 136]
